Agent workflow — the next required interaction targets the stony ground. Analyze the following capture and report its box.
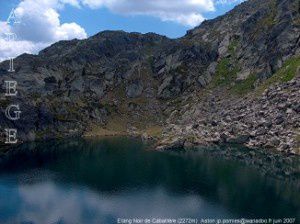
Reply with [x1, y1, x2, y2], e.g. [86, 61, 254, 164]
[157, 71, 300, 155]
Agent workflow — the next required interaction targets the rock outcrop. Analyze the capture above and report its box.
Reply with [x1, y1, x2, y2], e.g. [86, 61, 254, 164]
[159, 71, 300, 154]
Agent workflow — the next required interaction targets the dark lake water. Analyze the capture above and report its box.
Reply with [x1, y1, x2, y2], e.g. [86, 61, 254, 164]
[0, 137, 299, 224]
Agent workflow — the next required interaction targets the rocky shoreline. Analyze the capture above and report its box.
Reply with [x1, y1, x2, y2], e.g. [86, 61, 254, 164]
[156, 72, 300, 155]
[0, 135, 299, 183]
[159, 144, 300, 182]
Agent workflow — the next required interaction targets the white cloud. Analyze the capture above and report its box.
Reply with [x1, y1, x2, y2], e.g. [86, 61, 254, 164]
[81, 0, 215, 27]
[0, 39, 48, 62]
[0, 0, 87, 62]
[78, 0, 244, 27]
[215, 0, 245, 5]
[158, 12, 205, 27]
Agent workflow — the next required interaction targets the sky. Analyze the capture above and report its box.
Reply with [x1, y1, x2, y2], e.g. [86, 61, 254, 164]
[0, 0, 245, 61]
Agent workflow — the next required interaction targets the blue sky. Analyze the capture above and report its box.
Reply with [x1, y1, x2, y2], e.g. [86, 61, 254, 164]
[0, 0, 244, 61]
[57, 2, 238, 38]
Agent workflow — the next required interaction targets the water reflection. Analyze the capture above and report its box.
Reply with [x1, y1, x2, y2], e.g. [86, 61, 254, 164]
[0, 137, 299, 224]
[0, 177, 232, 224]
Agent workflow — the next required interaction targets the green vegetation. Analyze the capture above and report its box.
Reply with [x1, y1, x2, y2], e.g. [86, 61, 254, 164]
[210, 38, 241, 89]
[233, 56, 300, 96]
[252, 1, 277, 39]
[257, 56, 300, 93]
[296, 135, 300, 154]
[272, 57, 300, 82]
[101, 103, 118, 114]
[210, 54, 300, 96]
[211, 58, 239, 87]
[207, 37, 258, 96]
[261, 6, 277, 27]
[231, 74, 257, 95]
[296, 134, 300, 143]
[228, 39, 239, 56]
[144, 126, 163, 138]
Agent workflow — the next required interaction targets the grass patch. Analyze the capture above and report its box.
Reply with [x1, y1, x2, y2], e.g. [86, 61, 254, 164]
[129, 97, 148, 105]
[228, 39, 239, 56]
[295, 135, 300, 154]
[273, 57, 300, 82]
[105, 116, 128, 132]
[257, 56, 300, 94]
[84, 126, 125, 137]
[296, 135, 300, 143]
[211, 58, 239, 87]
[101, 103, 118, 114]
[250, 1, 277, 39]
[231, 74, 257, 95]
[144, 126, 163, 138]
[261, 6, 277, 27]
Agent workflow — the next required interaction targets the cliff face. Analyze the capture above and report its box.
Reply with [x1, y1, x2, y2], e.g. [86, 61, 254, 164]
[0, 0, 299, 153]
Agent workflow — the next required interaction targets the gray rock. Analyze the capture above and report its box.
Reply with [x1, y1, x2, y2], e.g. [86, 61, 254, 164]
[228, 135, 250, 144]
[126, 81, 143, 98]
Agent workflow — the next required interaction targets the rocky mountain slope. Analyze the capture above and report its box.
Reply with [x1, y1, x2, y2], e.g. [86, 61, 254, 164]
[158, 69, 300, 154]
[0, 0, 299, 154]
